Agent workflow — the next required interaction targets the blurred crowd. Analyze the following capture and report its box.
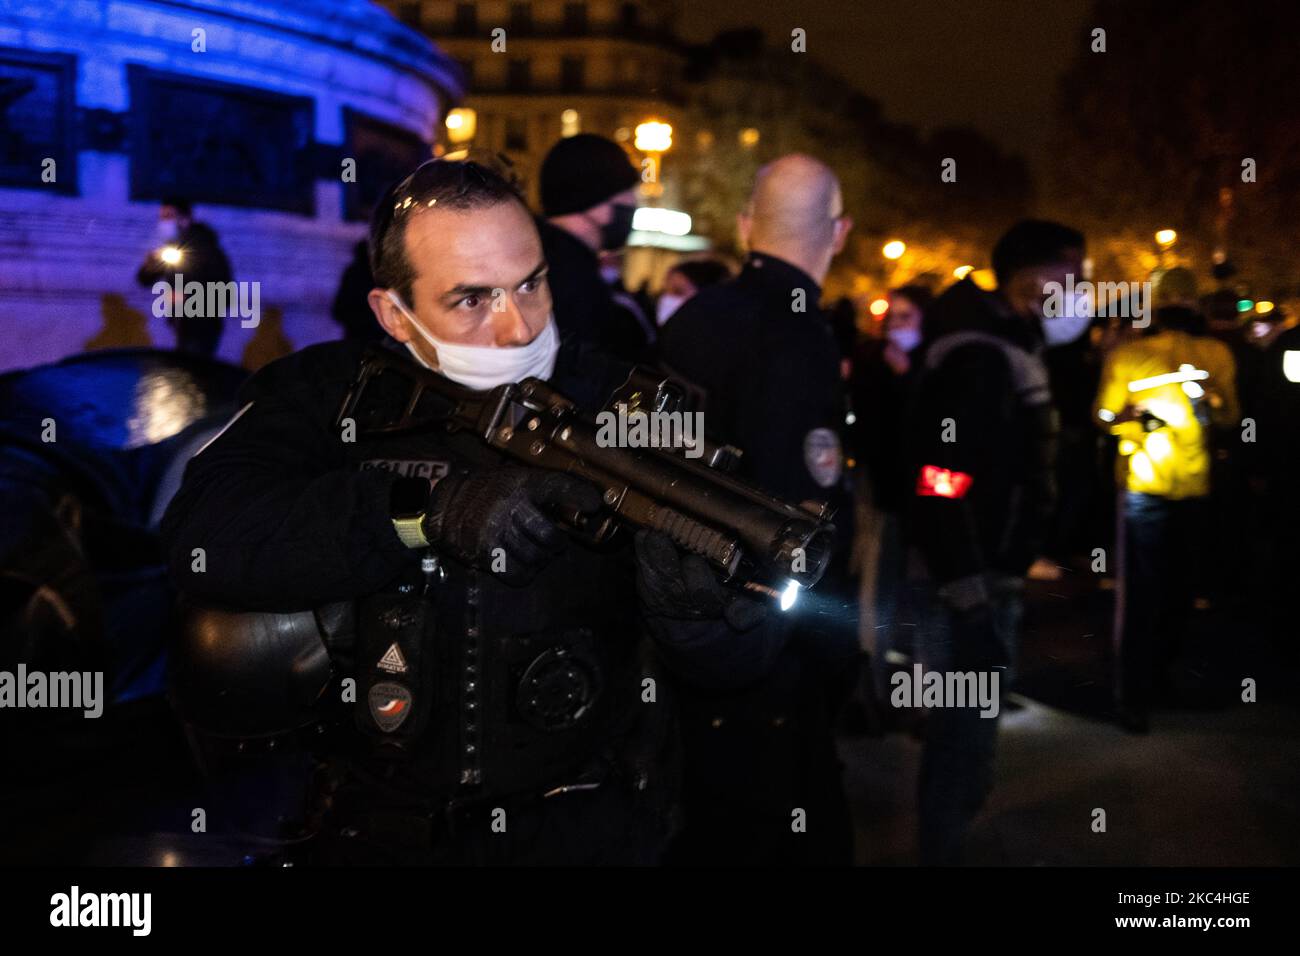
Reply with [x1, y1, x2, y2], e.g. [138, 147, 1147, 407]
[121, 133, 1300, 866]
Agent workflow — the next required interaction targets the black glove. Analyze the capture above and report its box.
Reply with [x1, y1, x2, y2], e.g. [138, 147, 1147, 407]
[424, 467, 603, 585]
[634, 531, 786, 688]
[633, 530, 767, 633]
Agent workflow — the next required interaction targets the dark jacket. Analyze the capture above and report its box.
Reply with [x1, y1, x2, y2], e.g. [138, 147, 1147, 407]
[330, 240, 384, 342]
[160, 338, 787, 863]
[906, 278, 1058, 601]
[659, 252, 846, 508]
[537, 218, 651, 366]
[851, 338, 923, 514]
[136, 222, 233, 307]
[656, 251, 855, 866]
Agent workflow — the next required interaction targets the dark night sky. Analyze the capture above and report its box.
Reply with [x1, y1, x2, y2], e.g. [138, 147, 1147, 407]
[678, 0, 1093, 173]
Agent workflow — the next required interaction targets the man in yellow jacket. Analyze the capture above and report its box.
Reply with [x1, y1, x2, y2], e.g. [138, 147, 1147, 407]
[1094, 268, 1238, 732]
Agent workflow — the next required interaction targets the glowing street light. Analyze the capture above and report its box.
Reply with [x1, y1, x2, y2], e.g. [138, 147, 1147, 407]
[445, 107, 476, 144]
[953, 264, 974, 279]
[869, 297, 889, 317]
[882, 240, 906, 260]
[634, 120, 673, 153]
[1155, 228, 1177, 247]
[1256, 300, 1275, 315]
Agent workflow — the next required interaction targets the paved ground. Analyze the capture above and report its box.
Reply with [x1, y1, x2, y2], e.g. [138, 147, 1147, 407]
[839, 572, 1300, 866]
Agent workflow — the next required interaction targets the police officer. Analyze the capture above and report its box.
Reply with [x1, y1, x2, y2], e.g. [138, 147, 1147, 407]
[135, 196, 234, 358]
[906, 219, 1081, 864]
[658, 154, 857, 865]
[536, 134, 651, 365]
[160, 159, 786, 865]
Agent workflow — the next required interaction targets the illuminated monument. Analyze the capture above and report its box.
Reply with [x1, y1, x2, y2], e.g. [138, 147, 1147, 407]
[0, 0, 462, 370]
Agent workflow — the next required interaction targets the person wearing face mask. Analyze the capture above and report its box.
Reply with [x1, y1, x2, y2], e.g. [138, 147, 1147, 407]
[135, 197, 233, 357]
[535, 134, 649, 364]
[1039, 276, 1105, 581]
[598, 248, 657, 353]
[848, 286, 932, 705]
[904, 219, 1083, 865]
[654, 259, 734, 329]
[160, 159, 790, 865]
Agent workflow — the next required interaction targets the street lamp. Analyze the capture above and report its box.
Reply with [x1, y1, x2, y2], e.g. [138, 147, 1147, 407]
[1155, 228, 1177, 248]
[634, 120, 673, 153]
[634, 120, 672, 199]
[445, 108, 476, 144]
[953, 264, 974, 279]
[882, 240, 906, 260]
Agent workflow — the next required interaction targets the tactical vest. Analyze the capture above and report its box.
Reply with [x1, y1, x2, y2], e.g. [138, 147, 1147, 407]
[332, 372, 671, 816]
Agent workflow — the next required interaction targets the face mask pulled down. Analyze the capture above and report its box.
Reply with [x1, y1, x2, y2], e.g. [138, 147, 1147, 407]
[387, 291, 559, 391]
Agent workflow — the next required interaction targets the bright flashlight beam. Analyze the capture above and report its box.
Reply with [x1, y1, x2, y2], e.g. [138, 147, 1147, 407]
[1127, 368, 1208, 392]
[159, 245, 183, 265]
[780, 580, 800, 612]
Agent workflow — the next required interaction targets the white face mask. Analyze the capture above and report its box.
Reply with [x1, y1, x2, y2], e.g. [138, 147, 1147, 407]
[387, 291, 560, 391]
[1041, 289, 1093, 346]
[155, 220, 180, 243]
[886, 326, 922, 353]
[656, 293, 687, 326]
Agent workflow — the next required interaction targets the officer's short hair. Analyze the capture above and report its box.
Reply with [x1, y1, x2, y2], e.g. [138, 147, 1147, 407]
[992, 219, 1084, 286]
[369, 157, 525, 305]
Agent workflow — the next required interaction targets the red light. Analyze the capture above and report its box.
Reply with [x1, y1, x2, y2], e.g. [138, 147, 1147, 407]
[916, 465, 973, 499]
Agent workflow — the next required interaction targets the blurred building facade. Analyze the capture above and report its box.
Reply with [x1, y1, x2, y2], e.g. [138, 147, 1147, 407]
[384, 0, 685, 206]
[0, 0, 460, 372]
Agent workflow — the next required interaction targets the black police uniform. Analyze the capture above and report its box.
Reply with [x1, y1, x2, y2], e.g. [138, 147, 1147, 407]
[160, 339, 785, 865]
[658, 251, 856, 865]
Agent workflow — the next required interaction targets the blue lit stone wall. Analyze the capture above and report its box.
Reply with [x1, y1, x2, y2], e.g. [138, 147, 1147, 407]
[0, 0, 461, 371]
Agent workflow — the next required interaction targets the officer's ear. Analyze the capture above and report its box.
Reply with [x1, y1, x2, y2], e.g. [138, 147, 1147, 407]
[832, 215, 853, 255]
[368, 288, 412, 342]
[735, 210, 752, 253]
